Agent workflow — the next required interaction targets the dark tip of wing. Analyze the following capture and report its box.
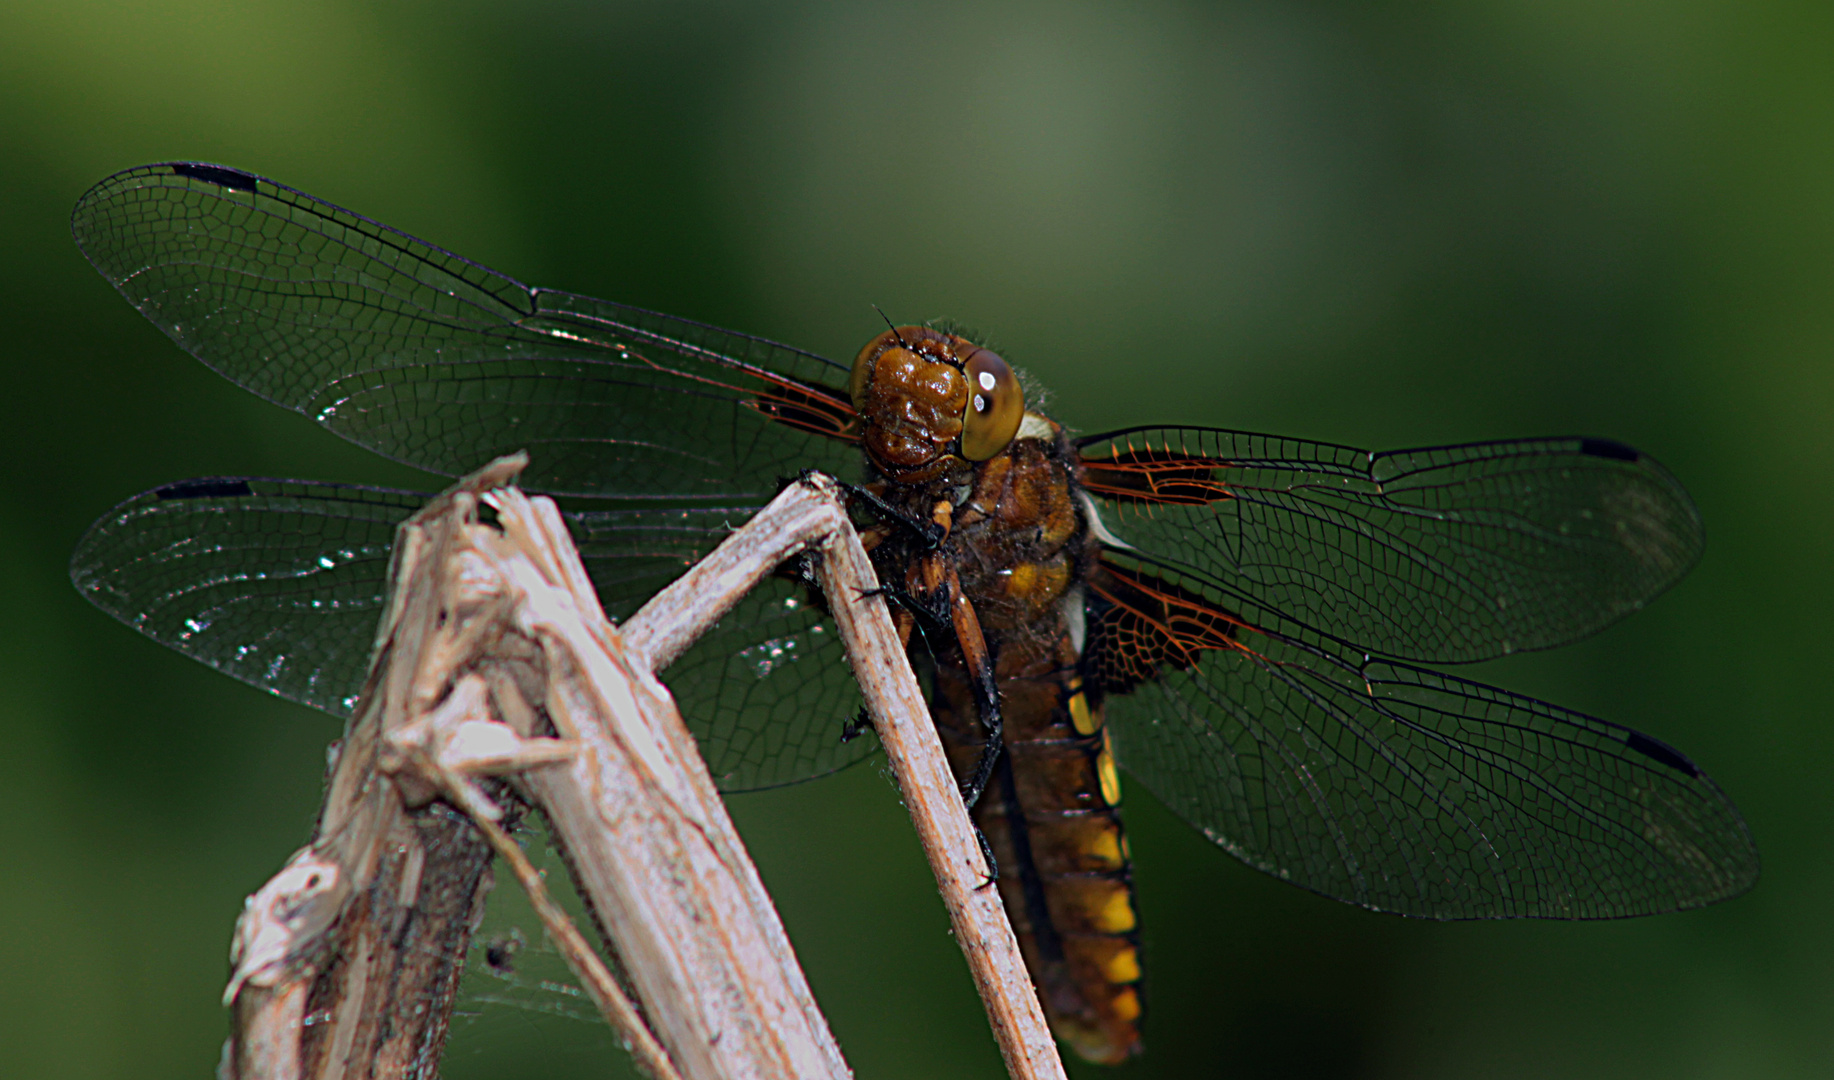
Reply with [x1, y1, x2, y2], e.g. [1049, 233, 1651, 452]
[1624, 730, 1702, 778]
[1580, 437, 1642, 463]
[170, 163, 259, 192]
[156, 478, 256, 500]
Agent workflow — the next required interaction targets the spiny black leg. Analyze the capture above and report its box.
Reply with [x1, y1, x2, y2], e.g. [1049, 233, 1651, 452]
[955, 667, 1004, 812]
[973, 824, 1000, 890]
[864, 582, 950, 632]
[836, 481, 946, 549]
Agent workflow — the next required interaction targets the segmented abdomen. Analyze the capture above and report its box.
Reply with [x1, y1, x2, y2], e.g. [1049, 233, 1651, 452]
[931, 629, 1144, 1064]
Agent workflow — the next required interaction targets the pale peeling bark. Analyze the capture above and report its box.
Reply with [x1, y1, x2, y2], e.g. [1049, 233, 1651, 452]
[220, 458, 1065, 1080]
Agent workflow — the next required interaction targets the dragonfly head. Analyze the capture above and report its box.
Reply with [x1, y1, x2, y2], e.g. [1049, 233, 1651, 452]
[850, 326, 1025, 484]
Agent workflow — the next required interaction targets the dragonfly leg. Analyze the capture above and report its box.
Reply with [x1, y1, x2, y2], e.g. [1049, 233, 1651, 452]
[833, 478, 947, 549]
[972, 824, 1000, 891]
[935, 559, 1003, 814]
[862, 581, 950, 633]
[852, 574, 999, 887]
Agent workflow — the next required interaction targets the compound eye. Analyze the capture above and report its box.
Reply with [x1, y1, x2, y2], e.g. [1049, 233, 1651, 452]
[959, 347, 1023, 461]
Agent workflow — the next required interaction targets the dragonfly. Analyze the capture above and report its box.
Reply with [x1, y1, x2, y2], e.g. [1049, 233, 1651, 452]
[69, 162, 1759, 1065]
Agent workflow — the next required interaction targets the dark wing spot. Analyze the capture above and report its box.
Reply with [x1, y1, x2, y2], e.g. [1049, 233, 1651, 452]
[171, 163, 259, 191]
[155, 479, 255, 500]
[171, 162, 262, 191]
[1625, 730, 1701, 777]
[1580, 437, 1641, 463]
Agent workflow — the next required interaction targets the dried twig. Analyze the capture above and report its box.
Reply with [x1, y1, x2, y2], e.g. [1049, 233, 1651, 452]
[221, 458, 1065, 1080]
[222, 463, 513, 1080]
[623, 473, 1065, 1080]
[801, 479, 1070, 1080]
[378, 675, 676, 1080]
[461, 482, 850, 1080]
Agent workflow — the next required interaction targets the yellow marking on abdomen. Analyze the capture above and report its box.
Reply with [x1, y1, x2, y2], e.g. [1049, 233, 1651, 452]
[1078, 827, 1124, 871]
[1091, 885, 1137, 934]
[1101, 945, 1142, 985]
[1110, 986, 1142, 1023]
[1096, 729, 1122, 806]
[1067, 679, 1100, 736]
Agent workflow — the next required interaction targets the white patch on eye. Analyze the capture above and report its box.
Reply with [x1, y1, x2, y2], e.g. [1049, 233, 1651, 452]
[973, 393, 987, 413]
[979, 371, 997, 391]
[1079, 489, 1134, 550]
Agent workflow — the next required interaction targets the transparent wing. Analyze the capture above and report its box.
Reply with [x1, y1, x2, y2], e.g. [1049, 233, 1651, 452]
[1077, 428, 1703, 665]
[658, 571, 868, 792]
[70, 479, 873, 790]
[576, 510, 871, 790]
[1087, 556, 1758, 919]
[72, 162, 861, 499]
[71, 478, 409, 714]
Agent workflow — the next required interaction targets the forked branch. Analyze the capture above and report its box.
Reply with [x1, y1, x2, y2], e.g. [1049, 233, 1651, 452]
[220, 458, 1065, 1080]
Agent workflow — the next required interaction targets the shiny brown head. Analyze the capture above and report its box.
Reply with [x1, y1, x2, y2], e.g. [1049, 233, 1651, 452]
[849, 326, 1025, 484]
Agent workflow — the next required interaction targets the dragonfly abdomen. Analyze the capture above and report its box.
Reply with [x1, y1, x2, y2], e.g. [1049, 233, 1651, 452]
[933, 639, 1145, 1064]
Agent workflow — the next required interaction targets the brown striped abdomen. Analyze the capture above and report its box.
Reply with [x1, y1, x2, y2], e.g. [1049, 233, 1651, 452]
[931, 629, 1144, 1064]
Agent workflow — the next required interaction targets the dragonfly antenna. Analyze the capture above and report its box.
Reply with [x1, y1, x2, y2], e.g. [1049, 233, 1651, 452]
[871, 304, 910, 348]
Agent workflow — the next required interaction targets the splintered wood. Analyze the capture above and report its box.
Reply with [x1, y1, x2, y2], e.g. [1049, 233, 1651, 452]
[219, 456, 1065, 1080]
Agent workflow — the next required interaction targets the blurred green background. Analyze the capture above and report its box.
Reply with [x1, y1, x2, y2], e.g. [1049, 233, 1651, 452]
[1, 1, 1826, 1077]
